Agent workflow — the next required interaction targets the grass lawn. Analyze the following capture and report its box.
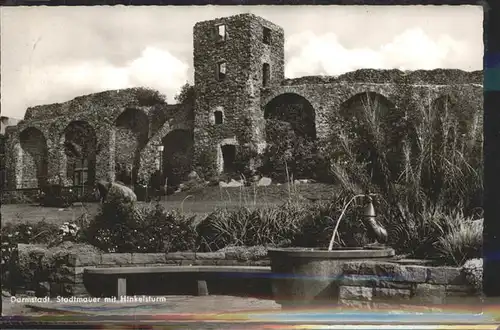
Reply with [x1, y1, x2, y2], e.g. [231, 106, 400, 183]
[2, 183, 340, 225]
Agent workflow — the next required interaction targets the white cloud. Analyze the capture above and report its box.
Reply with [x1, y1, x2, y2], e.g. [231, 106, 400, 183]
[284, 28, 469, 78]
[20, 46, 188, 109]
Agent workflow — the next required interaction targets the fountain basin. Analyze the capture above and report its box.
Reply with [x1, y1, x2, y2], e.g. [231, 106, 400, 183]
[268, 247, 395, 307]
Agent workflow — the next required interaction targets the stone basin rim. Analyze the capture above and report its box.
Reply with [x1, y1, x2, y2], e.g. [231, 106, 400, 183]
[268, 247, 395, 259]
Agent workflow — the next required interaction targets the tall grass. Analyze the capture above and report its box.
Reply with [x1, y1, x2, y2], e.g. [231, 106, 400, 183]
[327, 82, 483, 260]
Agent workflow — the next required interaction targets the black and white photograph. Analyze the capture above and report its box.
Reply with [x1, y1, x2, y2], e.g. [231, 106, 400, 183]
[1, 3, 497, 325]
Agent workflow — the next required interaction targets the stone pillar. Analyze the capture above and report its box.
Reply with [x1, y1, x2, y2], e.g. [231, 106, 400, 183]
[46, 137, 70, 186]
[483, 0, 500, 297]
[12, 142, 23, 189]
[315, 105, 331, 144]
[95, 128, 116, 182]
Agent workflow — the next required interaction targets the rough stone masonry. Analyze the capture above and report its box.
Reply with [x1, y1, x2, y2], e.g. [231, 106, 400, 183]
[4, 13, 483, 189]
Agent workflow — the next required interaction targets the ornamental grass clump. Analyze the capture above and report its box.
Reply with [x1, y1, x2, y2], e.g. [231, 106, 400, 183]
[435, 218, 482, 266]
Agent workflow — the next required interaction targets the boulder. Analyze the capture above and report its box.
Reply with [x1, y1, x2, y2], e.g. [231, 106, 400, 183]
[227, 179, 243, 187]
[219, 179, 244, 188]
[257, 177, 272, 187]
[187, 171, 200, 181]
[106, 182, 137, 204]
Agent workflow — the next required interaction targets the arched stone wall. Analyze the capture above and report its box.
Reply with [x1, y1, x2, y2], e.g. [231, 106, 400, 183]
[114, 108, 150, 185]
[61, 120, 98, 186]
[264, 92, 317, 140]
[19, 127, 48, 188]
[338, 92, 401, 183]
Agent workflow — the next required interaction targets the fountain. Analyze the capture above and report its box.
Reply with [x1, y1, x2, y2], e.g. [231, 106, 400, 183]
[268, 192, 395, 307]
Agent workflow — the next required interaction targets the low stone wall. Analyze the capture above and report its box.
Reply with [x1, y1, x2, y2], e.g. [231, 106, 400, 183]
[338, 261, 477, 307]
[16, 247, 477, 304]
[47, 251, 270, 297]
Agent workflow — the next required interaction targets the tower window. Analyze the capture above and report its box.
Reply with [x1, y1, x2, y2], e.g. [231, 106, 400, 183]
[263, 27, 271, 45]
[216, 24, 227, 42]
[262, 63, 270, 87]
[214, 111, 223, 125]
[217, 62, 227, 81]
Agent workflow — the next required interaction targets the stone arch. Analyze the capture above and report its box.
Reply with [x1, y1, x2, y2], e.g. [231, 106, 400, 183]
[149, 106, 168, 136]
[19, 127, 48, 188]
[62, 120, 98, 186]
[114, 108, 150, 185]
[339, 91, 400, 183]
[340, 91, 396, 124]
[161, 129, 194, 186]
[264, 93, 316, 140]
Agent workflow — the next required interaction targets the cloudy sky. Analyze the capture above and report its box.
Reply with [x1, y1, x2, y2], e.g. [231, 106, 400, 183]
[1, 5, 483, 119]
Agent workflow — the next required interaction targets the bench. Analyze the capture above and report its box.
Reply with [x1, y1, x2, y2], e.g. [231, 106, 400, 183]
[84, 265, 271, 298]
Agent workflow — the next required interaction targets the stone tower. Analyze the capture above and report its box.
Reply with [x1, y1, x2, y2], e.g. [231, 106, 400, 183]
[192, 13, 285, 179]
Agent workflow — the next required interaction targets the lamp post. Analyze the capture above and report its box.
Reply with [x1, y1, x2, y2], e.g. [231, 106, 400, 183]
[157, 145, 164, 171]
[157, 144, 164, 201]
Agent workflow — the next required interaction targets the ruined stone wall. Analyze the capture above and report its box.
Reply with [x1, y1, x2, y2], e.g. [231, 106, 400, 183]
[281, 68, 483, 86]
[4, 11, 485, 188]
[5, 89, 194, 189]
[262, 79, 483, 146]
[192, 14, 284, 179]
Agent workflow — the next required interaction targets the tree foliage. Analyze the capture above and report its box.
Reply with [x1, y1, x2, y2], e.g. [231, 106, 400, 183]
[134, 87, 167, 106]
[175, 83, 195, 105]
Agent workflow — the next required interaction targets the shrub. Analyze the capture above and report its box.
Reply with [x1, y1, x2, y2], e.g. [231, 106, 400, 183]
[1, 232, 19, 293]
[1, 191, 37, 204]
[134, 204, 198, 253]
[39, 184, 76, 207]
[134, 87, 167, 106]
[10, 242, 101, 295]
[83, 202, 197, 253]
[182, 178, 206, 194]
[1, 221, 60, 245]
[83, 200, 138, 252]
[261, 120, 326, 182]
[233, 145, 259, 180]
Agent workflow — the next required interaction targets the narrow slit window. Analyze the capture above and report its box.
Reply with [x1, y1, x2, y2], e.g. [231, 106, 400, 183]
[262, 63, 270, 87]
[217, 62, 227, 81]
[263, 27, 271, 45]
[217, 24, 226, 41]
